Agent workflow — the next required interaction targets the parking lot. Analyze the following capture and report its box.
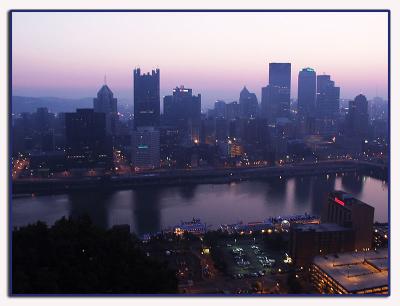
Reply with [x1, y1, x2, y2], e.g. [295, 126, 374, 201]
[219, 236, 283, 278]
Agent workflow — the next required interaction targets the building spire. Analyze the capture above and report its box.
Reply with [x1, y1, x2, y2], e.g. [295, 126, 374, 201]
[104, 74, 107, 85]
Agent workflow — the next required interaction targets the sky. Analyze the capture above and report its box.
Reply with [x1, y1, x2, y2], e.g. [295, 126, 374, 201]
[12, 11, 389, 109]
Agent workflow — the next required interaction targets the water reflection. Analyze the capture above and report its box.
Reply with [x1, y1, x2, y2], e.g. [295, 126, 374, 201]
[132, 187, 162, 236]
[12, 173, 388, 234]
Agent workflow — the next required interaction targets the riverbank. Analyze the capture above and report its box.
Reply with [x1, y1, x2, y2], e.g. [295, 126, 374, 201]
[12, 160, 387, 196]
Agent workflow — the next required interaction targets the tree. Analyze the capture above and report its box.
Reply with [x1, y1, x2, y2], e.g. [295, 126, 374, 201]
[12, 216, 178, 294]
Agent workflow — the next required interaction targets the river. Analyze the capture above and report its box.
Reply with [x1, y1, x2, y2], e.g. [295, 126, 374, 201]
[12, 172, 388, 236]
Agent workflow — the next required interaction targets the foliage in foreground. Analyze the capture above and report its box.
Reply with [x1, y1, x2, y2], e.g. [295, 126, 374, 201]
[12, 216, 178, 294]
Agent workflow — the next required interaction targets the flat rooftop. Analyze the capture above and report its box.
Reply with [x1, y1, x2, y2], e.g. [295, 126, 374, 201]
[313, 248, 388, 292]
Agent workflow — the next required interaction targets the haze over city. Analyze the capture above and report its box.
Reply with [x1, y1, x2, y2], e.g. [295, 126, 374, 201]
[12, 11, 388, 108]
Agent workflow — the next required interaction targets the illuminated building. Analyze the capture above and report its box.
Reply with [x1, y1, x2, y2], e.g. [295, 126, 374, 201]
[311, 248, 388, 294]
[322, 191, 374, 251]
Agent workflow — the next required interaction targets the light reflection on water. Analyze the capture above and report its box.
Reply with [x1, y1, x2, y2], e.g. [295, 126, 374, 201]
[12, 173, 388, 236]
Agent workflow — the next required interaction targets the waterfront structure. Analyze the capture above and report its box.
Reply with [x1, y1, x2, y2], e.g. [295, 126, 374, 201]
[93, 83, 118, 136]
[311, 248, 388, 294]
[322, 191, 374, 251]
[133, 68, 160, 128]
[297, 68, 316, 118]
[239, 86, 258, 119]
[65, 109, 111, 168]
[163, 86, 201, 144]
[132, 127, 160, 170]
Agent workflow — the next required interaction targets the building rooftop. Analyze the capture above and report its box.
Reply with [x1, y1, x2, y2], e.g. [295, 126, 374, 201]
[313, 248, 388, 292]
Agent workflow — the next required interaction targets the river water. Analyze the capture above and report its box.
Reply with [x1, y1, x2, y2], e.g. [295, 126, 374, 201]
[12, 172, 388, 236]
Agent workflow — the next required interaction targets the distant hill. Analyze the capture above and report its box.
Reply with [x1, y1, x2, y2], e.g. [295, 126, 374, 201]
[11, 96, 94, 114]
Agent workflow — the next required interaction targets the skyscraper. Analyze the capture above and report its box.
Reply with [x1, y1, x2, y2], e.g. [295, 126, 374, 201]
[65, 109, 111, 168]
[297, 68, 316, 117]
[93, 83, 118, 136]
[316, 75, 340, 119]
[347, 94, 370, 138]
[132, 127, 160, 170]
[239, 86, 258, 119]
[269, 63, 291, 118]
[133, 68, 160, 128]
[163, 86, 201, 144]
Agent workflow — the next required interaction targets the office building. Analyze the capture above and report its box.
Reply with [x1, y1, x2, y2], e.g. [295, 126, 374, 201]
[297, 68, 316, 118]
[132, 127, 160, 170]
[226, 101, 240, 120]
[239, 86, 258, 119]
[322, 191, 374, 251]
[316, 75, 340, 119]
[346, 94, 370, 138]
[214, 100, 227, 118]
[93, 83, 118, 136]
[163, 86, 201, 144]
[133, 68, 160, 128]
[269, 62, 291, 118]
[65, 109, 111, 168]
[311, 248, 388, 294]
[289, 223, 354, 268]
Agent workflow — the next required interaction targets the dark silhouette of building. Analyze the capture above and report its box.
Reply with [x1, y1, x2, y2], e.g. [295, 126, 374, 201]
[269, 63, 291, 118]
[346, 94, 370, 138]
[214, 100, 227, 118]
[297, 68, 316, 118]
[93, 82, 118, 136]
[226, 101, 240, 120]
[163, 86, 201, 144]
[239, 86, 258, 119]
[261, 84, 280, 122]
[133, 68, 160, 128]
[65, 109, 111, 168]
[316, 74, 340, 119]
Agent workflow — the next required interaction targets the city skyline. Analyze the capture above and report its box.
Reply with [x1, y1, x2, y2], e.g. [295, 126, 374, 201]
[12, 12, 389, 107]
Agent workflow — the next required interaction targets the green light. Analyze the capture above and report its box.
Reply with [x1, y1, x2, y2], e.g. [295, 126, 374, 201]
[138, 145, 148, 149]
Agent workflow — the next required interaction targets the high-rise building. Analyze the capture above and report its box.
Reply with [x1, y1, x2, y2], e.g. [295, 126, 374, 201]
[322, 191, 374, 251]
[268, 63, 291, 118]
[316, 75, 340, 119]
[347, 94, 370, 138]
[226, 101, 240, 121]
[163, 86, 201, 144]
[93, 83, 118, 136]
[133, 68, 160, 128]
[261, 85, 280, 122]
[65, 109, 111, 168]
[214, 100, 227, 118]
[239, 86, 258, 119]
[297, 68, 316, 118]
[132, 127, 160, 170]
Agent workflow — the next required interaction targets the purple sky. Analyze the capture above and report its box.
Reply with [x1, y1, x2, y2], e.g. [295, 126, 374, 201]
[12, 12, 388, 109]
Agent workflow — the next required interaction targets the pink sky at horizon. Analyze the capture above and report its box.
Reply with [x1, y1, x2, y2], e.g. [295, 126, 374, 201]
[12, 11, 389, 108]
